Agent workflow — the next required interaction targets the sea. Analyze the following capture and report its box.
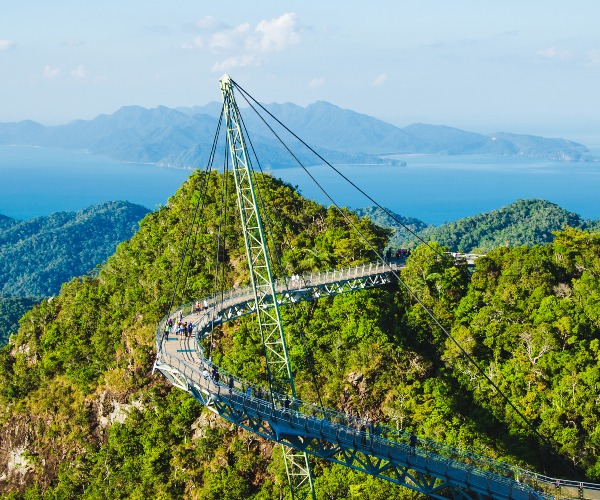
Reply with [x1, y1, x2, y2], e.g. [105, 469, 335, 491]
[2, 145, 600, 226]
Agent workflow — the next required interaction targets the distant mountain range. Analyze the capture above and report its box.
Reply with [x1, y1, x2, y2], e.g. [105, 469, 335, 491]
[0, 101, 595, 169]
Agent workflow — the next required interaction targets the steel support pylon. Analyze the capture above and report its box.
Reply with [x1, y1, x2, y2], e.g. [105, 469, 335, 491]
[220, 74, 316, 500]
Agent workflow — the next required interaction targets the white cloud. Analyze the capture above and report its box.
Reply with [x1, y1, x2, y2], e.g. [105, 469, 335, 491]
[42, 65, 60, 79]
[71, 65, 89, 80]
[586, 49, 600, 65]
[536, 47, 572, 61]
[181, 36, 204, 50]
[196, 16, 225, 30]
[309, 77, 325, 89]
[209, 23, 251, 52]
[211, 54, 258, 73]
[254, 12, 300, 52]
[0, 39, 15, 51]
[204, 12, 301, 72]
[372, 73, 388, 86]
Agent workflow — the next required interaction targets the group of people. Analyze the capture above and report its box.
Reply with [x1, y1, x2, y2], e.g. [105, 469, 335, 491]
[385, 247, 411, 262]
[164, 317, 194, 337]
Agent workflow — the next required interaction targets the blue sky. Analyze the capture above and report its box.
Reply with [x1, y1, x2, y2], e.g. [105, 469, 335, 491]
[2, 1, 599, 143]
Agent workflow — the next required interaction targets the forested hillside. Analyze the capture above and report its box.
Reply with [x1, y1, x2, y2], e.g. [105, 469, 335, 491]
[0, 298, 41, 347]
[373, 198, 600, 252]
[1, 172, 600, 498]
[0, 201, 150, 298]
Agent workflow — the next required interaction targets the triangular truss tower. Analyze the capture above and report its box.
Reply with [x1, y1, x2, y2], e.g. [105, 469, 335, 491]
[220, 74, 316, 500]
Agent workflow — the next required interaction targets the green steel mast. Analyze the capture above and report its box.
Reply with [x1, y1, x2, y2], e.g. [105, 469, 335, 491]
[219, 74, 315, 500]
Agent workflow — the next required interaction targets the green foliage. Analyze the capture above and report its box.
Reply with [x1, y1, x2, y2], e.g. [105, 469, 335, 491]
[0, 201, 150, 297]
[364, 198, 600, 253]
[3, 170, 600, 499]
[0, 297, 42, 347]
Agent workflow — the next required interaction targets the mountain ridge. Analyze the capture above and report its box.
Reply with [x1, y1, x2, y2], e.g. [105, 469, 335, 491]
[365, 198, 600, 252]
[0, 101, 594, 169]
[0, 200, 150, 298]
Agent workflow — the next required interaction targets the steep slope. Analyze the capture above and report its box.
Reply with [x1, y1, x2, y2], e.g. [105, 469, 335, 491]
[0, 298, 41, 346]
[0, 201, 150, 297]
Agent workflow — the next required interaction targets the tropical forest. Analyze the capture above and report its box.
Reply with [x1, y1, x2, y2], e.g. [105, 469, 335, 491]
[1, 170, 600, 499]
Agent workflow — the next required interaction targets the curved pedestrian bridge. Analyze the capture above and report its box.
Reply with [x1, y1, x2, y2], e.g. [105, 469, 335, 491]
[154, 260, 600, 500]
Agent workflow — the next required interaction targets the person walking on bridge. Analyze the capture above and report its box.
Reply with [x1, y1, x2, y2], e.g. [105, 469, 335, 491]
[409, 432, 417, 455]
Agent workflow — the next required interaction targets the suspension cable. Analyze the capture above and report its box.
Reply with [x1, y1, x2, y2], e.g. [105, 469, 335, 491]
[231, 79, 578, 478]
[209, 132, 230, 361]
[162, 109, 224, 345]
[232, 80, 455, 266]
[237, 107, 326, 408]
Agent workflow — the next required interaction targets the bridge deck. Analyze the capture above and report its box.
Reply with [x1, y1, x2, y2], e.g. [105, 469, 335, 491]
[155, 260, 600, 500]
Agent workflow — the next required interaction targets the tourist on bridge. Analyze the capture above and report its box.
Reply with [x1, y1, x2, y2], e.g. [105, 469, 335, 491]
[187, 322, 193, 337]
[409, 432, 417, 454]
[228, 375, 234, 393]
[202, 368, 209, 380]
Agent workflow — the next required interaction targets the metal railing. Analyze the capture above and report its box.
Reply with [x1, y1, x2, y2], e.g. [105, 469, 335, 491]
[154, 259, 600, 500]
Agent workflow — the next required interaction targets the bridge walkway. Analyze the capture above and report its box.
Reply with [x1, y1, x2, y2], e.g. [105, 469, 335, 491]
[154, 260, 600, 500]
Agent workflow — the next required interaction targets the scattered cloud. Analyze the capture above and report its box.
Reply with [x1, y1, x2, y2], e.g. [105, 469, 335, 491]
[182, 13, 301, 72]
[63, 39, 84, 47]
[372, 73, 388, 86]
[536, 46, 572, 61]
[0, 39, 15, 51]
[181, 36, 204, 50]
[586, 49, 600, 65]
[254, 12, 300, 52]
[71, 65, 89, 80]
[209, 23, 251, 52]
[211, 54, 258, 73]
[196, 16, 226, 30]
[42, 65, 60, 79]
[309, 77, 325, 89]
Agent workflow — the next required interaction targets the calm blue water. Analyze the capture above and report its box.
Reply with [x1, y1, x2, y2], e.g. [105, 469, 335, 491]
[0, 146, 192, 220]
[1, 145, 600, 225]
[274, 154, 600, 225]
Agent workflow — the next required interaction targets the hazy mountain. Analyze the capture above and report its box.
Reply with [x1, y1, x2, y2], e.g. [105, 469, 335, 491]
[0, 102, 595, 168]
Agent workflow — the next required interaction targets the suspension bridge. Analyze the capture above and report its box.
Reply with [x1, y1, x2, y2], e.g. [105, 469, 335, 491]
[154, 75, 600, 499]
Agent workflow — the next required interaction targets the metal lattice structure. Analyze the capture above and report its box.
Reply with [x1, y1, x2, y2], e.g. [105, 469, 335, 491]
[219, 74, 315, 499]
